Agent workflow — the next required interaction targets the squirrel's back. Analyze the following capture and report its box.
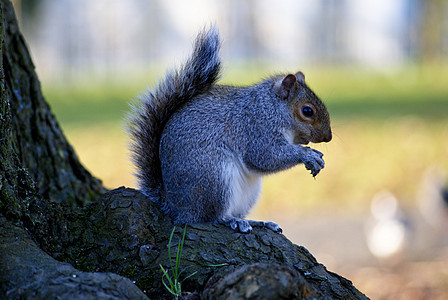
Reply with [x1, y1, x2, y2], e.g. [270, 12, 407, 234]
[127, 27, 222, 200]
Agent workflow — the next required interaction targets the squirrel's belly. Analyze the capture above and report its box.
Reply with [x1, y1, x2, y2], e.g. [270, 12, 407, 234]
[222, 159, 262, 218]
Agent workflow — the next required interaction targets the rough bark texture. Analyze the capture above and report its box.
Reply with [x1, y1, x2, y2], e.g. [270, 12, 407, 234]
[0, 0, 104, 254]
[0, 1, 368, 299]
[63, 187, 368, 299]
[0, 215, 147, 299]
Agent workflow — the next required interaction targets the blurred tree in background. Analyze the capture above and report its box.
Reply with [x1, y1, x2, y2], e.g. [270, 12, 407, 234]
[419, 0, 447, 62]
[10, 0, 448, 79]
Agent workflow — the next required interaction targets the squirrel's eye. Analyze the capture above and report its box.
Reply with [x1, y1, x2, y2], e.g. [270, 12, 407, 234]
[301, 106, 314, 118]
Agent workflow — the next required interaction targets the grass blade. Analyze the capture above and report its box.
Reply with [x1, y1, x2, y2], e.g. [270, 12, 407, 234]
[168, 227, 175, 272]
[174, 225, 187, 278]
[159, 264, 174, 290]
[182, 270, 198, 282]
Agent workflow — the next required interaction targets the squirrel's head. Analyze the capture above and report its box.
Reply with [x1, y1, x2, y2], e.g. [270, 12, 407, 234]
[275, 72, 332, 145]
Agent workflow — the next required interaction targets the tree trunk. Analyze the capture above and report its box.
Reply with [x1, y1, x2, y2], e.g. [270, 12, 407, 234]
[0, 1, 368, 299]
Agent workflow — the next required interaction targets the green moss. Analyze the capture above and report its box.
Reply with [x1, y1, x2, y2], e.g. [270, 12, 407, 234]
[81, 264, 97, 273]
[0, 187, 8, 206]
[135, 271, 157, 291]
[72, 256, 98, 273]
[121, 263, 138, 278]
[1, 185, 19, 211]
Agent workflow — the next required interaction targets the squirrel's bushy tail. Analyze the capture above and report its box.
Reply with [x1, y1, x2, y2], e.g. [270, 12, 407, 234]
[128, 27, 221, 199]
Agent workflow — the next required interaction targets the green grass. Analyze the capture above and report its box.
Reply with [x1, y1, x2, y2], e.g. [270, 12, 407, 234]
[41, 66, 448, 214]
[43, 65, 448, 127]
[160, 226, 197, 299]
[44, 83, 141, 126]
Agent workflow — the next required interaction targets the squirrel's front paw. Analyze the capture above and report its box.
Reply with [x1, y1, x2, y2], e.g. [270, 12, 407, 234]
[301, 148, 325, 177]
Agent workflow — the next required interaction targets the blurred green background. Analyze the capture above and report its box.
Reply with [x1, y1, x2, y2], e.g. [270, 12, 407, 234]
[14, 0, 448, 298]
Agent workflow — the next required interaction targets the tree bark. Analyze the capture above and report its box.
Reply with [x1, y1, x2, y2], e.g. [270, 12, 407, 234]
[0, 1, 368, 299]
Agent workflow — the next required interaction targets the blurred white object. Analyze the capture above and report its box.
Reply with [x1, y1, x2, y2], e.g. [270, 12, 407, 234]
[366, 191, 410, 259]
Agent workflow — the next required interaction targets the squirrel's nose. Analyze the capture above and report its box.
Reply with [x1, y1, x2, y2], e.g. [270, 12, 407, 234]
[323, 131, 332, 143]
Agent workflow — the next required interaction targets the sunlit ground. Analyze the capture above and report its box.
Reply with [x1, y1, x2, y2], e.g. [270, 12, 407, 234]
[43, 65, 448, 299]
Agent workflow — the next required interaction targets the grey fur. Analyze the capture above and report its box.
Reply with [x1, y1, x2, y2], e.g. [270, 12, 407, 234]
[127, 27, 332, 233]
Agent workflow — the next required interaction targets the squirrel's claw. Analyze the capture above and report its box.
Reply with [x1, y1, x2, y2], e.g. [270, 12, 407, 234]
[219, 218, 253, 233]
[261, 221, 283, 233]
[301, 147, 325, 177]
[219, 218, 282, 233]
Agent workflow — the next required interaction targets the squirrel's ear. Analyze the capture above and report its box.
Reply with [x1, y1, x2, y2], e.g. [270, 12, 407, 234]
[295, 71, 305, 83]
[277, 74, 298, 100]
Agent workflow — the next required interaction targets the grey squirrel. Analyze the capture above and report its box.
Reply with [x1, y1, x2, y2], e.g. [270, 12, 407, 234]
[128, 27, 332, 233]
